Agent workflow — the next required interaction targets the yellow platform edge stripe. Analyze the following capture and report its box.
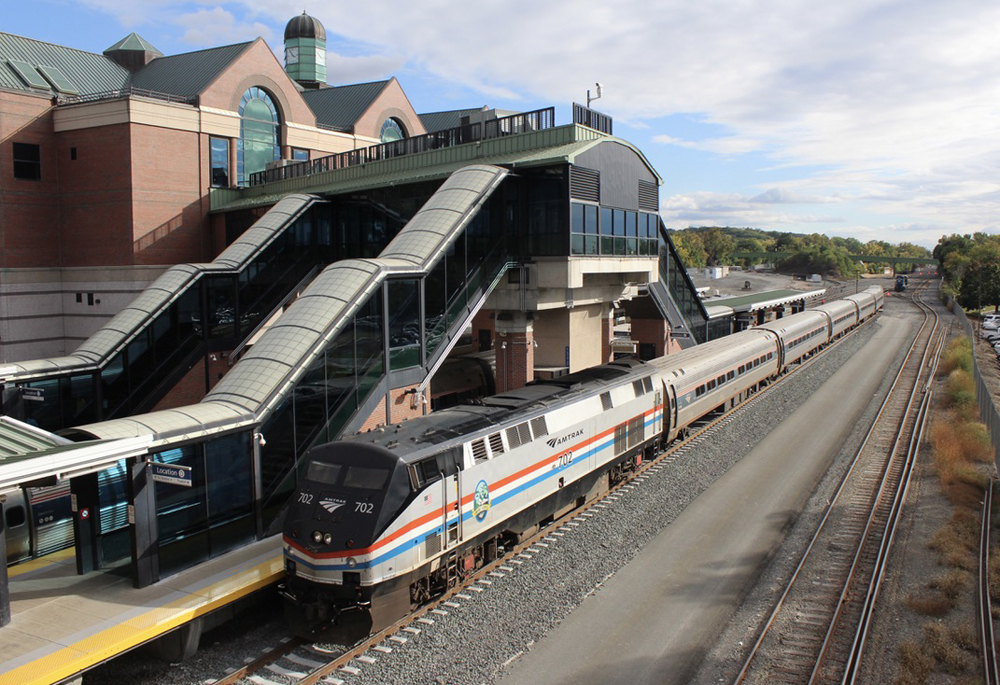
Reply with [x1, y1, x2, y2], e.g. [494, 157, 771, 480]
[0, 555, 283, 685]
[7, 548, 77, 579]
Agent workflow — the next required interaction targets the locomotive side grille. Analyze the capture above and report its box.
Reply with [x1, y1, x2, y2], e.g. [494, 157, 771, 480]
[488, 432, 505, 454]
[633, 380, 645, 397]
[517, 422, 532, 445]
[628, 416, 645, 448]
[643, 376, 653, 393]
[471, 438, 488, 463]
[506, 426, 522, 449]
[530, 416, 549, 438]
[601, 392, 613, 411]
[425, 533, 442, 557]
[614, 424, 627, 454]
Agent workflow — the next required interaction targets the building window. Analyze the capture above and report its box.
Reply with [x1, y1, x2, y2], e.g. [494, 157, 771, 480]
[379, 118, 405, 143]
[291, 148, 309, 162]
[570, 202, 599, 255]
[237, 86, 280, 186]
[13, 142, 41, 180]
[210, 137, 230, 188]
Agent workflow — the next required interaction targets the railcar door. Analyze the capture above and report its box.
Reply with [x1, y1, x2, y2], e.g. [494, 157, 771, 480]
[4, 490, 31, 565]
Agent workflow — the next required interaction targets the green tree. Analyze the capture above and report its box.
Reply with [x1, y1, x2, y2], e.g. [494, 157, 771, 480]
[700, 227, 737, 266]
[670, 231, 707, 268]
[957, 241, 1000, 312]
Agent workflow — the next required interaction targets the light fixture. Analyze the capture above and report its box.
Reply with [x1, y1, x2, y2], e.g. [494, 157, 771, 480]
[587, 82, 603, 108]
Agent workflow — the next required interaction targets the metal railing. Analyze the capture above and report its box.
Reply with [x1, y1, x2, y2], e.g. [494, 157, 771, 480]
[249, 107, 556, 186]
[57, 86, 197, 106]
[573, 102, 613, 135]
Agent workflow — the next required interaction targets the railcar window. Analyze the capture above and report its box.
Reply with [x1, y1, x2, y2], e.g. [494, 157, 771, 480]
[707, 379, 716, 390]
[307, 461, 342, 485]
[716, 375, 725, 385]
[727, 370, 734, 380]
[5, 504, 26, 528]
[344, 466, 390, 489]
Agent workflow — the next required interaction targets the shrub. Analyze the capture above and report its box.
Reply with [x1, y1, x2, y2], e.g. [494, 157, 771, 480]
[939, 337, 972, 376]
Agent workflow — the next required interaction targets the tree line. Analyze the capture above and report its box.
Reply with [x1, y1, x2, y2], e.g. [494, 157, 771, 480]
[667, 226, 931, 278]
[934, 233, 1000, 313]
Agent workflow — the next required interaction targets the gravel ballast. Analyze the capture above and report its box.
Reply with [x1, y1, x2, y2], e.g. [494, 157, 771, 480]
[88, 307, 914, 685]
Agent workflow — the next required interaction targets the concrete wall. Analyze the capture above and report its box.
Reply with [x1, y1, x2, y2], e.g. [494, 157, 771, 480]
[0, 265, 166, 362]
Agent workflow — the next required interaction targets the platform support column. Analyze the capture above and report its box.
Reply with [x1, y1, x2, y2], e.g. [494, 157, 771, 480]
[495, 311, 534, 392]
[602, 306, 613, 363]
[71, 473, 101, 575]
[1, 500, 10, 627]
[128, 457, 159, 588]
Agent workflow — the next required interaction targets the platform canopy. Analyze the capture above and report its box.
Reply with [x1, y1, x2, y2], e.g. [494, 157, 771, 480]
[0, 416, 150, 493]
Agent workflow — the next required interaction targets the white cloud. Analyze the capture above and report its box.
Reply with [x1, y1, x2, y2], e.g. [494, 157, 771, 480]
[174, 7, 273, 46]
[65, 0, 1000, 244]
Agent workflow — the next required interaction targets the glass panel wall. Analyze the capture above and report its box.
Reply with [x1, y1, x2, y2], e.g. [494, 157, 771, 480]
[155, 443, 209, 576]
[18, 204, 336, 432]
[570, 202, 599, 255]
[569, 203, 657, 257]
[154, 433, 254, 577]
[259, 287, 384, 532]
[388, 279, 420, 370]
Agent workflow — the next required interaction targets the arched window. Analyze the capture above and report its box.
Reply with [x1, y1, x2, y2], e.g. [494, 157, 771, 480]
[379, 117, 405, 143]
[238, 87, 280, 186]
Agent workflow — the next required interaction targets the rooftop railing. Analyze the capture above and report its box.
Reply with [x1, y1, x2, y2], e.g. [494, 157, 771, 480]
[573, 102, 613, 135]
[249, 106, 556, 186]
[57, 86, 197, 106]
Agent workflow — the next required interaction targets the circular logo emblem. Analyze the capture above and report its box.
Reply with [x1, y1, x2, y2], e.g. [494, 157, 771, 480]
[472, 480, 491, 522]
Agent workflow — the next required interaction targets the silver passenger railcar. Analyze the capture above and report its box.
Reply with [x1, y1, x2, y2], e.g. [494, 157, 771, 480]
[281, 287, 885, 635]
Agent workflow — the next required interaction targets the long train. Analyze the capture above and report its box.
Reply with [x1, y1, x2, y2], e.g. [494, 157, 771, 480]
[281, 286, 884, 635]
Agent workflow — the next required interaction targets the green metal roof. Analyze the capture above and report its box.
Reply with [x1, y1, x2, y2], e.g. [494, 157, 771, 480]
[301, 80, 390, 131]
[418, 107, 484, 133]
[0, 32, 129, 96]
[104, 32, 163, 56]
[130, 41, 251, 99]
[210, 124, 662, 213]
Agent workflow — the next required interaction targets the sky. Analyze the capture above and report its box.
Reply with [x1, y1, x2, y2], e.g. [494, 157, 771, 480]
[6, 0, 1000, 250]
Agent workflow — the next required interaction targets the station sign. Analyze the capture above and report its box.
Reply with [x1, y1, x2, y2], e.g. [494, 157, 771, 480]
[21, 387, 44, 402]
[149, 461, 192, 487]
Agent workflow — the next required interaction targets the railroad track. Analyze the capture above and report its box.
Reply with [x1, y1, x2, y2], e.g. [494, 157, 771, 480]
[734, 286, 943, 684]
[210, 304, 885, 685]
[980, 480, 998, 685]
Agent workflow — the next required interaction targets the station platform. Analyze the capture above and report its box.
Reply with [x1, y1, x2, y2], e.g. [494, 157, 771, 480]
[0, 537, 283, 685]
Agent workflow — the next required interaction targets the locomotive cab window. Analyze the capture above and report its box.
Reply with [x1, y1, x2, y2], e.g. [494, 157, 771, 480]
[307, 461, 342, 485]
[343, 466, 389, 490]
[417, 458, 442, 486]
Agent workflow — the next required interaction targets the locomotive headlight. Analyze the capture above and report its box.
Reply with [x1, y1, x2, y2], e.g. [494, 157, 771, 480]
[312, 530, 323, 543]
[323, 533, 332, 545]
[347, 557, 358, 568]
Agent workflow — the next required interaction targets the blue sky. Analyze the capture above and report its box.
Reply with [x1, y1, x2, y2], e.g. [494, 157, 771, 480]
[7, 0, 1000, 249]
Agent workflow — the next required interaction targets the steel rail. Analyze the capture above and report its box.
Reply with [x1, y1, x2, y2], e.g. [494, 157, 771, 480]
[211, 299, 885, 685]
[981, 480, 999, 685]
[811, 290, 941, 683]
[734, 284, 934, 684]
